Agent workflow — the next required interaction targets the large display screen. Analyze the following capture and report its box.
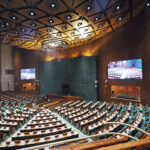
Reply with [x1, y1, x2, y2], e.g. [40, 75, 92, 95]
[108, 59, 143, 79]
[20, 68, 36, 80]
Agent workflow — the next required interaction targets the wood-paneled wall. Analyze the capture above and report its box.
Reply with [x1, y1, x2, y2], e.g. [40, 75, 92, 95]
[13, 9, 150, 105]
[97, 9, 150, 105]
[13, 47, 40, 94]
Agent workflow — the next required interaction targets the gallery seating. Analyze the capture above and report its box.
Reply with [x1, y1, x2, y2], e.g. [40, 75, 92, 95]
[0, 131, 79, 150]
[0, 93, 150, 150]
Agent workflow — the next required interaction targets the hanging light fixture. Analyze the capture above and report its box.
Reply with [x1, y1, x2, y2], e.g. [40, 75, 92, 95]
[41, 38, 68, 52]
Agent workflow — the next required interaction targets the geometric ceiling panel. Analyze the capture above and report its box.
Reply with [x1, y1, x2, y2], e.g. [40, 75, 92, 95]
[106, 0, 129, 18]
[132, 0, 148, 17]
[37, 0, 68, 15]
[18, 8, 46, 19]
[0, 0, 149, 51]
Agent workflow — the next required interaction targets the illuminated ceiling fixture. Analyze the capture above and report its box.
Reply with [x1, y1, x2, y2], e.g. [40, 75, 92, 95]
[6, 22, 10, 26]
[22, 28, 26, 32]
[66, 15, 72, 20]
[118, 17, 122, 21]
[31, 23, 36, 27]
[116, 6, 120, 10]
[99, 24, 103, 28]
[47, 29, 51, 32]
[30, 11, 35, 16]
[1, 24, 4, 28]
[48, 19, 54, 23]
[41, 38, 68, 52]
[11, 16, 17, 20]
[50, 3, 56, 8]
[87, 6, 92, 11]
[95, 17, 99, 21]
[62, 26, 67, 30]
[147, 3, 150, 7]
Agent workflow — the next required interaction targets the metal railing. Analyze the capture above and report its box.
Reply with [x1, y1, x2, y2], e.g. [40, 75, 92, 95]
[19, 132, 137, 150]
[18, 120, 150, 150]
[103, 121, 150, 137]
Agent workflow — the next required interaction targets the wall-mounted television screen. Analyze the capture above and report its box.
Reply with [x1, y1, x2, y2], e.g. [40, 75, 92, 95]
[108, 59, 143, 79]
[20, 68, 36, 80]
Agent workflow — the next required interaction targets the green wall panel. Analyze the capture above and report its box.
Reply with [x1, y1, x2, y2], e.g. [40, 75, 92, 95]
[39, 56, 97, 100]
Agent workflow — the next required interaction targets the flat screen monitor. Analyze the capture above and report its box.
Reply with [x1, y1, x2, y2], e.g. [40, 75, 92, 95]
[108, 59, 143, 79]
[20, 68, 36, 80]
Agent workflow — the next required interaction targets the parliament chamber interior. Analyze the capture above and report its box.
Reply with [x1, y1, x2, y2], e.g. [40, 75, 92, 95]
[0, 0, 150, 149]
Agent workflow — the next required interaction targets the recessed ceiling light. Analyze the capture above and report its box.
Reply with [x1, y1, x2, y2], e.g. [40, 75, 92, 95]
[48, 19, 54, 23]
[66, 15, 72, 20]
[62, 26, 67, 30]
[6, 22, 10, 26]
[12, 16, 17, 20]
[87, 6, 92, 11]
[77, 22, 82, 27]
[99, 24, 103, 28]
[22, 28, 25, 32]
[50, 3, 56, 8]
[30, 11, 35, 16]
[1, 24, 4, 28]
[147, 3, 150, 7]
[95, 17, 99, 21]
[31, 23, 36, 27]
[47, 29, 51, 32]
[118, 17, 122, 21]
[116, 6, 120, 10]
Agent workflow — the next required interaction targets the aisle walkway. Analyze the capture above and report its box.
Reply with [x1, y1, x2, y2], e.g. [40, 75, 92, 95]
[6, 115, 37, 142]
[53, 112, 93, 142]
[5, 110, 93, 142]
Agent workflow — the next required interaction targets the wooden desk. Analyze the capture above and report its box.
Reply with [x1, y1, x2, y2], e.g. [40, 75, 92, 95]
[0, 126, 10, 134]
[32, 116, 57, 121]
[27, 119, 61, 126]
[73, 110, 98, 124]
[12, 126, 71, 140]
[79, 110, 107, 129]
[0, 131, 79, 150]
[21, 122, 66, 132]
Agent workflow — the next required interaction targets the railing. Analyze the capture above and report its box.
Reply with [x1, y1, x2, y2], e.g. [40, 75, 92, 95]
[103, 121, 150, 137]
[19, 132, 136, 150]
[18, 121, 150, 150]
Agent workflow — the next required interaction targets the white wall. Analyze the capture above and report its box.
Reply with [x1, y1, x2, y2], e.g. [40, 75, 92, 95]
[1, 44, 14, 91]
